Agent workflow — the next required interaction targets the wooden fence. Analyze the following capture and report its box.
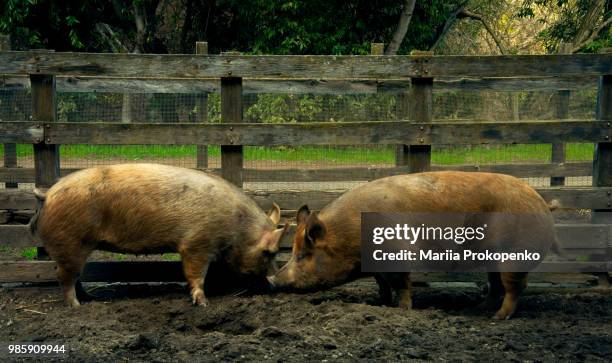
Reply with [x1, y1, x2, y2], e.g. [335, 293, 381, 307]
[0, 44, 611, 286]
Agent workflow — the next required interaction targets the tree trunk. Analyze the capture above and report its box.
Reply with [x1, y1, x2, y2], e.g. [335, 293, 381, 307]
[385, 0, 417, 55]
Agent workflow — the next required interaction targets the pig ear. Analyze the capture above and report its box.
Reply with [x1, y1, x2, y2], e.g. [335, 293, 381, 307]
[267, 202, 281, 225]
[296, 205, 310, 225]
[306, 212, 326, 243]
[267, 221, 290, 252]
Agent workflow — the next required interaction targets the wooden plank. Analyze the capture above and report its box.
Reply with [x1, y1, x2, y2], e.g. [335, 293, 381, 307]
[1, 52, 612, 79]
[0, 260, 604, 284]
[31, 74, 58, 261]
[220, 77, 244, 187]
[0, 189, 36, 209]
[0, 167, 80, 183]
[1, 37, 16, 188]
[31, 75, 60, 188]
[0, 210, 10, 224]
[408, 75, 433, 172]
[432, 76, 597, 93]
[0, 162, 593, 184]
[1, 75, 599, 94]
[196, 41, 209, 169]
[3, 186, 612, 212]
[555, 224, 609, 249]
[1, 214, 608, 252]
[42, 119, 612, 146]
[592, 73, 612, 225]
[551, 89, 569, 186]
[3, 143, 17, 188]
[0, 122, 43, 143]
[0, 261, 57, 283]
[247, 187, 612, 211]
[0, 225, 37, 248]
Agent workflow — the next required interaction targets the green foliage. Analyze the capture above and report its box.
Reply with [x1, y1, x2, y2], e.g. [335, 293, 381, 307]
[518, 0, 611, 53]
[208, 0, 465, 55]
[1, 0, 466, 54]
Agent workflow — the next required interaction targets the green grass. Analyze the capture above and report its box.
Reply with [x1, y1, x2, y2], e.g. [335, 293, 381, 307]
[0, 143, 595, 165]
[162, 253, 181, 261]
[20, 247, 37, 260]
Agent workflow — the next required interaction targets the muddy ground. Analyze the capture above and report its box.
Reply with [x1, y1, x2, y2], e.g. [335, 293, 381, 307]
[0, 280, 610, 362]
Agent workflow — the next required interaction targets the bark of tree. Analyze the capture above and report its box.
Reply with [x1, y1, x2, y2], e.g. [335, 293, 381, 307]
[180, 0, 195, 53]
[133, 3, 147, 53]
[385, 0, 417, 55]
[573, 0, 606, 46]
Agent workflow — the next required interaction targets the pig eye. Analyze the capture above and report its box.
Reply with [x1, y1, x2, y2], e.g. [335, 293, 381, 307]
[262, 250, 274, 258]
[296, 252, 307, 261]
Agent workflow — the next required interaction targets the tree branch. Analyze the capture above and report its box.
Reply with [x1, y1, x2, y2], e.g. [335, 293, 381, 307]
[573, 0, 606, 46]
[385, 0, 417, 55]
[94, 23, 129, 53]
[457, 9, 507, 54]
[570, 15, 612, 53]
[430, 1, 470, 52]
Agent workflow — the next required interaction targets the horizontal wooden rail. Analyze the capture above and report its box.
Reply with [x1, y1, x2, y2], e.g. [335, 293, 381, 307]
[1, 75, 599, 94]
[1, 52, 612, 79]
[1, 120, 609, 145]
[0, 162, 593, 184]
[3, 186, 612, 212]
[2, 223, 609, 253]
[0, 260, 608, 284]
[247, 187, 612, 210]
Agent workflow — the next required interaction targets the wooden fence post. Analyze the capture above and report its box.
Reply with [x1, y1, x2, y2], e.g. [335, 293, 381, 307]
[394, 47, 411, 167]
[551, 90, 569, 186]
[196, 41, 208, 168]
[407, 50, 433, 173]
[592, 47, 612, 287]
[551, 43, 572, 187]
[31, 74, 59, 260]
[221, 76, 243, 187]
[1, 35, 17, 188]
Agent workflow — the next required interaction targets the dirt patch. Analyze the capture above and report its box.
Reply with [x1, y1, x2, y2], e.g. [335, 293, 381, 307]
[1, 281, 610, 362]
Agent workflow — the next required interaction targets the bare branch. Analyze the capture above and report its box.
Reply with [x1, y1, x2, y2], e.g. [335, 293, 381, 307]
[430, 1, 470, 52]
[385, 0, 417, 55]
[457, 9, 507, 54]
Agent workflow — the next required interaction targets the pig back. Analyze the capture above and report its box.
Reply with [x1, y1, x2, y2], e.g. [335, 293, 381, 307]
[319, 172, 556, 253]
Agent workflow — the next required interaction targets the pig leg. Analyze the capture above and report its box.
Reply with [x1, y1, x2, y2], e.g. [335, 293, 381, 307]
[178, 247, 211, 306]
[374, 274, 392, 306]
[494, 272, 528, 320]
[52, 244, 94, 307]
[480, 272, 504, 310]
[386, 273, 412, 310]
[57, 265, 81, 307]
[396, 273, 413, 310]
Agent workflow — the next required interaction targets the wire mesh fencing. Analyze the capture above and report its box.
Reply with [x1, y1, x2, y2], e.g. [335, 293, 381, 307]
[0, 85, 599, 191]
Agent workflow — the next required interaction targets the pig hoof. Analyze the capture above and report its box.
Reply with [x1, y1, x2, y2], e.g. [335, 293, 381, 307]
[398, 301, 413, 310]
[191, 290, 208, 307]
[492, 311, 512, 320]
[68, 300, 81, 308]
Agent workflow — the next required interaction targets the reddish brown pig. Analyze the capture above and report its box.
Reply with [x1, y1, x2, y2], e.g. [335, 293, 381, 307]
[268, 172, 559, 319]
[30, 163, 288, 307]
